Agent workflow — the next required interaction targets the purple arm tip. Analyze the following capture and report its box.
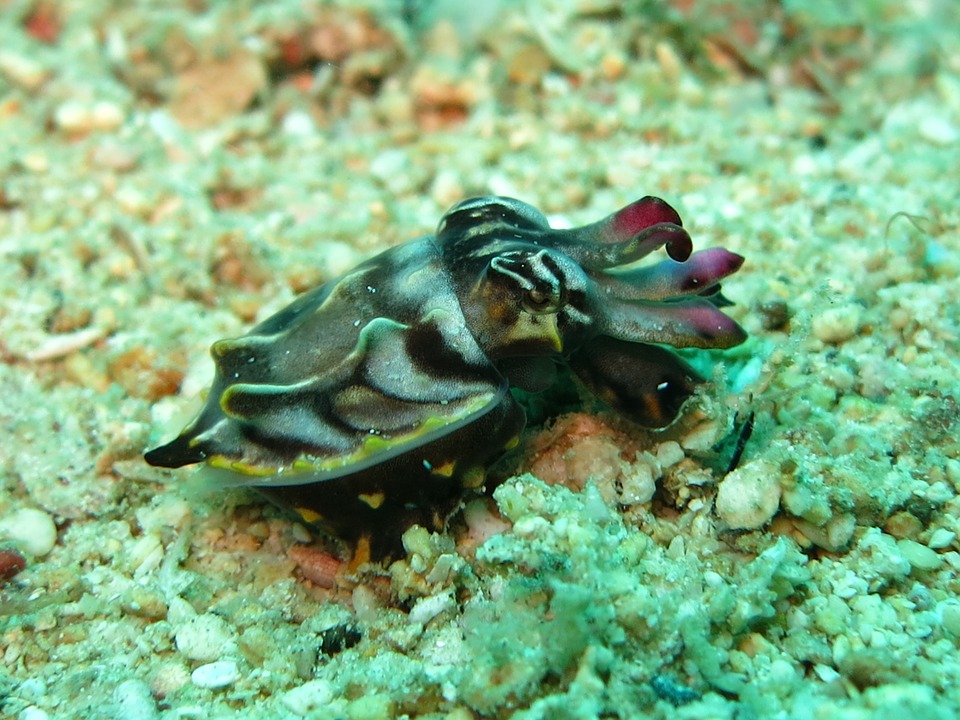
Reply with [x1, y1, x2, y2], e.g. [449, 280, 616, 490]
[676, 248, 744, 292]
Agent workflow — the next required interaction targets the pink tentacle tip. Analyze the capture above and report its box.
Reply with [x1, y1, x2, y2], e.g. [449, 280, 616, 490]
[612, 196, 683, 237]
[683, 304, 747, 347]
[679, 248, 745, 291]
[613, 197, 690, 260]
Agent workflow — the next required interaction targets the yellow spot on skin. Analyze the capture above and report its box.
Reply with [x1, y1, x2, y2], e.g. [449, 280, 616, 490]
[349, 536, 372, 572]
[431, 460, 456, 477]
[462, 465, 486, 489]
[549, 331, 563, 353]
[211, 339, 240, 357]
[208, 455, 280, 477]
[295, 507, 323, 524]
[504, 435, 520, 450]
[357, 492, 385, 509]
[361, 435, 392, 454]
[506, 314, 562, 353]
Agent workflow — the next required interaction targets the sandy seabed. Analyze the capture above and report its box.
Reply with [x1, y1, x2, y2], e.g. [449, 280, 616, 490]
[1, 1, 959, 718]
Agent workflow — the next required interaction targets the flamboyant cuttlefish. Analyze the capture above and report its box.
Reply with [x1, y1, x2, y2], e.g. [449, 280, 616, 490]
[145, 195, 745, 556]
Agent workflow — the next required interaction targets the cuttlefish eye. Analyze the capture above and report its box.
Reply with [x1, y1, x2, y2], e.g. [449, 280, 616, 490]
[524, 287, 560, 314]
[490, 250, 565, 315]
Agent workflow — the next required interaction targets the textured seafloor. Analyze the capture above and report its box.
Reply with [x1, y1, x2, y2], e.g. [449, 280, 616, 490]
[2, 2, 959, 719]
